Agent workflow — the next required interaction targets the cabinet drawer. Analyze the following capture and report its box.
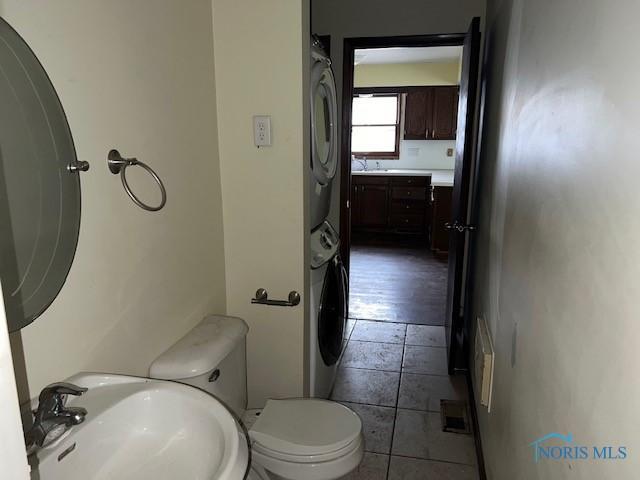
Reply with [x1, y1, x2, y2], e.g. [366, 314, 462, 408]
[390, 213, 424, 228]
[391, 200, 426, 214]
[391, 186, 426, 201]
[390, 176, 429, 187]
[352, 175, 389, 185]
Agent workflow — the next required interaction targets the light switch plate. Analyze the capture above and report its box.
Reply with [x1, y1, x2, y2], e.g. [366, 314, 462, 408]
[253, 115, 271, 147]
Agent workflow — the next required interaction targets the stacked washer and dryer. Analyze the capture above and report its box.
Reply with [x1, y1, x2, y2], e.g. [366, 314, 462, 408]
[309, 36, 347, 398]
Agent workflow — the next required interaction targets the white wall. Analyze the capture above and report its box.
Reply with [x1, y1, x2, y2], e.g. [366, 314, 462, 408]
[0, 281, 29, 479]
[472, 0, 640, 478]
[1, 0, 227, 403]
[212, 0, 309, 407]
[367, 140, 456, 170]
[312, 0, 486, 228]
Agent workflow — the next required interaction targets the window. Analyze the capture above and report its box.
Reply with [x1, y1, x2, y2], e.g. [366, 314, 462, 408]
[351, 94, 401, 158]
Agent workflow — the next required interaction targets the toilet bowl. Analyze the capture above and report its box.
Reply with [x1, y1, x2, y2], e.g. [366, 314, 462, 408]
[149, 315, 363, 480]
[248, 398, 363, 480]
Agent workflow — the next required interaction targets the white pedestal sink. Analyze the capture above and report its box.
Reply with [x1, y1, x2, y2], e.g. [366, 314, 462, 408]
[27, 373, 249, 480]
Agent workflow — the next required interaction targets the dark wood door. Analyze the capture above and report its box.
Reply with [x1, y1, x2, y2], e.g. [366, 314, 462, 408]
[430, 186, 453, 252]
[432, 87, 459, 140]
[404, 90, 431, 139]
[445, 17, 481, 373]
[351, 184, 362, 227]
[358, 185, 388, 227]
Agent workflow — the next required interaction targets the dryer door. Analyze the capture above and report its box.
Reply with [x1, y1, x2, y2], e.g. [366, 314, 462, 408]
[310, 58, 338, 186]
[318, 255, 347, 366]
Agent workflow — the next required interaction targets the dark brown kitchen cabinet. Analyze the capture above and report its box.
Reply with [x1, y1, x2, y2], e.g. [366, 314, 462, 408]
[430, 185, 453, 253]
[403, 86, 458, 141]
[432, 87, 459, 140]
[359, 185, 389, 228]
[404, 90, 432, 140]
[351, 175, 430, 235]
[351, 176, 389, 229]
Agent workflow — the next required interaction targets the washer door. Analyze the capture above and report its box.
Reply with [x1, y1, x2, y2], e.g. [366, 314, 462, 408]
[318, 255, 347, 366]
[310, 57, 338, 186]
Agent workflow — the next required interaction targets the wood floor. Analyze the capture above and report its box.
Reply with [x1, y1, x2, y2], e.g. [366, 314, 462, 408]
[348, 239, 448, 325]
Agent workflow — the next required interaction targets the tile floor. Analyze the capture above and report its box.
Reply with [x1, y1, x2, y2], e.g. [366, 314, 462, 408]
[334, 319, 479, 480]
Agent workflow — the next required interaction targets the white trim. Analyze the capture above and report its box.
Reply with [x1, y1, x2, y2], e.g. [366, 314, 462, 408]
[0, 280, 30, 479]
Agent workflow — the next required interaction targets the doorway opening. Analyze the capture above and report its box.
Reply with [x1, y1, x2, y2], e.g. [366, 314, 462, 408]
[329, 21, 485, 479]
[348, 44, 462, 331]
[338, 25, 481, 374]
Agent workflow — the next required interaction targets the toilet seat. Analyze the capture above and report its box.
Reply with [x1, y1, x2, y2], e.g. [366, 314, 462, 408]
[252, 433, 362, 464]
[248, 398, 364, 479]
[249, 398, 361, 457]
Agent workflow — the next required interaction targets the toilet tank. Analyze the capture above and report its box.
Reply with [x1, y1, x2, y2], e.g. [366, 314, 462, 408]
[149, 315, 249, 416]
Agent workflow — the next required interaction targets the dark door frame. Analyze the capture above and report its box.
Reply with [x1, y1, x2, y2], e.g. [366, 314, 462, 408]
[339, 33, 466, 274]
[340, 32, 468, 280]
[339, 28, 485, 479]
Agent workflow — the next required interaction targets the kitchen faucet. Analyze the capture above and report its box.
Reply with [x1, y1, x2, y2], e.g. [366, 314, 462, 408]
[354, 157, 368, 171]
[24, 382, 88, 454]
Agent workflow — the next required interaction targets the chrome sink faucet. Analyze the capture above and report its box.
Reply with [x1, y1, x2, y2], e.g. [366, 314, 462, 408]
[24, 382, 88, 453]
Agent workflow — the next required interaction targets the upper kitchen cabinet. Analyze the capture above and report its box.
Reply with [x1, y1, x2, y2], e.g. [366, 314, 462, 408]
[403, 86, 458, 140]
[404, 89, 432, 140]
[432, 86, 459, 140]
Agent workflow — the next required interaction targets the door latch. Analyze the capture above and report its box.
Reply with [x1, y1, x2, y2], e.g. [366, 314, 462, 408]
[445, 221, 476, 233]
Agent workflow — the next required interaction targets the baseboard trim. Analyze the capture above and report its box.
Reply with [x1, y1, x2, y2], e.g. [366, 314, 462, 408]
[465, 372, 488, 480]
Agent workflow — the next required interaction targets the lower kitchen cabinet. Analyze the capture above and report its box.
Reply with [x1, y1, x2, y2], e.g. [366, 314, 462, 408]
[351, 175, 454, 251]
[351, 175, 431, 235]
[355, 183, 388, 228]
[430, 185, 453, 253]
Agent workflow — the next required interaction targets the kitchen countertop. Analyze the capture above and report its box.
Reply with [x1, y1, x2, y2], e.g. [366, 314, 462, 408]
[352, 169, 454, 187]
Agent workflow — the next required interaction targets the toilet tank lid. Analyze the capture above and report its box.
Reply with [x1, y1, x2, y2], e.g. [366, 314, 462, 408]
[149, 315, 248, 380]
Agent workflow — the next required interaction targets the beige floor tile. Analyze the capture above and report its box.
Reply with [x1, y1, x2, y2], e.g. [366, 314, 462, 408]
[331, 367, 400, 407]
[388, 456, 479, 480]
[341, 402, 395, 454]
[351, 320, 407, 344]
[342, 340, 403, 371]
[339, 452, 389, 480]
[391, 409, 477, 465]
[398, 373, 468, 412]
[405, 325, 446, 347]
[402, 345, 448, 375]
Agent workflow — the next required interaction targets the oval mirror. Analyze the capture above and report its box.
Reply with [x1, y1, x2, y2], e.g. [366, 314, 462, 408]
[0, 18, 82, 332]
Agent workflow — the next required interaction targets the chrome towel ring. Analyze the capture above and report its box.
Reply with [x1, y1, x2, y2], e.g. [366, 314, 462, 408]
[107, 149, 166, 212]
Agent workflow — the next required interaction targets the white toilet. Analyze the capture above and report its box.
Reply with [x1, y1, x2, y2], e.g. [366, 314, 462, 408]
[149, 315, 364, 480]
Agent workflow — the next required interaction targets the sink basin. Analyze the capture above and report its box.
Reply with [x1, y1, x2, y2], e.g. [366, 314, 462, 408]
[27, 373, 249, 480]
